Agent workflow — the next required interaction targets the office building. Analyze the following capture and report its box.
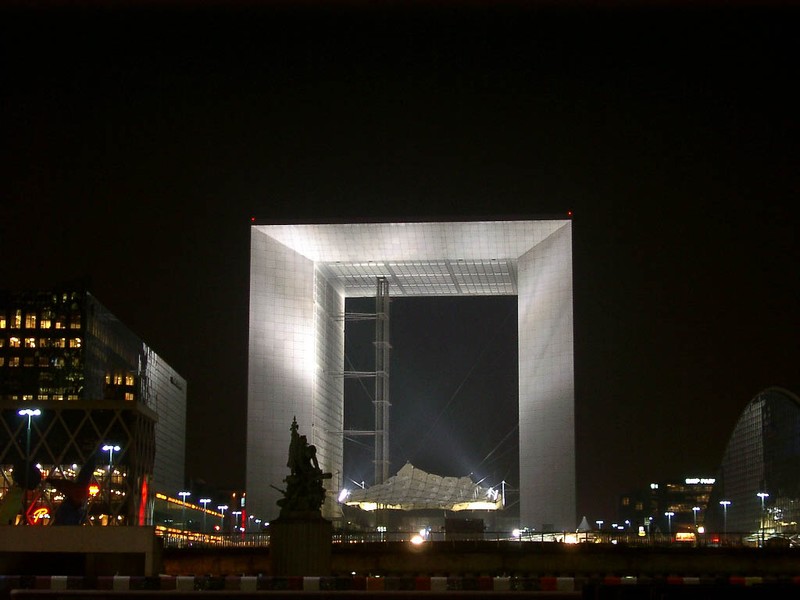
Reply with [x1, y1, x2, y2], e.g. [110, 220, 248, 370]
[707, 387, 800, 540]
[619, 477, 715, 533]
[0, 290, 186, 525]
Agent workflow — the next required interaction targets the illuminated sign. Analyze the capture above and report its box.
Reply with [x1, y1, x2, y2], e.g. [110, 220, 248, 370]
[685, 478, 716, 485]
[32, 508, 50, 523]
[89, 484, 100, 496]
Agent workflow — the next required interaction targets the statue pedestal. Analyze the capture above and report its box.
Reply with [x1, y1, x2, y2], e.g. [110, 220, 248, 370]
[269, 513, 332, 576]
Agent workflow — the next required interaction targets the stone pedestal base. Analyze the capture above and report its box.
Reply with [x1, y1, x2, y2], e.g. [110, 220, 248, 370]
[269, 514, 332, 576]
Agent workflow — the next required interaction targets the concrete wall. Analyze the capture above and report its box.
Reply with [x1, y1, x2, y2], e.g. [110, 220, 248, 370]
[0, 527, 162, 576]
[162, 542, 800, 578]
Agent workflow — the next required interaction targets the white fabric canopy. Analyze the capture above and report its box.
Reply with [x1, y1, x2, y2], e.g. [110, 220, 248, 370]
[345, 463, 502, 511]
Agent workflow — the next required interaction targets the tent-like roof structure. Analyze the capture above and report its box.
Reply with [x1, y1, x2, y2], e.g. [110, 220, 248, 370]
[343, 463, 503, 512]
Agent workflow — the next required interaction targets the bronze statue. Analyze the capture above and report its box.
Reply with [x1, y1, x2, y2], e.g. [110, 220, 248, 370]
[276, 417, 331, 516]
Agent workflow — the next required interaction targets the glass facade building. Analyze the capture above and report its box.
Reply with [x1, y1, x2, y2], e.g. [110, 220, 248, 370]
[707, 387, 800, 542]
[0, 290, 186, 525]
[248, 219, 575, 530]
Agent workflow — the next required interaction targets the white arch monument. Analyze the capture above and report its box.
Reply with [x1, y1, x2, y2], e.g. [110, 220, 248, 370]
[247, 218, 575, 530]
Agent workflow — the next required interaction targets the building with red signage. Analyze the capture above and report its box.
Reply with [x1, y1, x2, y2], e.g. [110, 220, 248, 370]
[0, 289, 186, 526]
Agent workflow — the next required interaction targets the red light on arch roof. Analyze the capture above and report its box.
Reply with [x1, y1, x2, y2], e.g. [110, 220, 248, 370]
[250, 216, 256, 222]
[567, 210, 573, 217]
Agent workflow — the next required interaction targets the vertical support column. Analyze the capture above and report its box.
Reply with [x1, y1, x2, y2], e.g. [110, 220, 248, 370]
[248, 229, 317, 521]
[373, 277, 391, 485]
[517, 223, 575, 531]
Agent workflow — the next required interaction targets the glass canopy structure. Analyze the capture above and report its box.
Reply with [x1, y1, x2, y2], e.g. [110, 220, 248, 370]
[248, 218, 575, 531]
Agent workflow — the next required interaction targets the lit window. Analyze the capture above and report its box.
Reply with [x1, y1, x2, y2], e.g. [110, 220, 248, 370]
[25, 338, 36, 348]
[0, 314, 6, 328]
[10, 337, 21, 348]
[23, 394, 33, 401]
[38, 394, 48, 401]
[40, 312, 52, 329]
[53, 394, 63, 401]
[124, 392, 135, 401]
[54, 317, 65, 329]
[70, 317, 81, 329]
[53, 338, 66, 348]
[9, 357, 19, 367]
[38, 338, 50, 347]
[0, 357, 4, 367]
[113, 374, 123, 385]
[25, 313, 37, 328]
[38, 356, 49, 367]
[125, 374, 134, 386]
[53, 357, 65, 368]
[67, 394, 78, 401]
[23, 357, 34, 367]
[0, 339, 4, 347]
[105, 374, 111, 384]
[69, 338, 82, 348]
[9, 395, 19, 401]
[12, 310, 22, 328]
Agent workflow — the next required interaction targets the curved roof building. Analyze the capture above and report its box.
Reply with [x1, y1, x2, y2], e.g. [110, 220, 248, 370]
[708, 387, 800, 541]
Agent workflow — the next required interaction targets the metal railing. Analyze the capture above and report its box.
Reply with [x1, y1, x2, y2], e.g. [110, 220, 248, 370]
[158, 529, 792, 549]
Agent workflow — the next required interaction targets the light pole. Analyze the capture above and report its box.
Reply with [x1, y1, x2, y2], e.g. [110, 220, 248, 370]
[102, 444, 120, 465]
[217, 504, 228, 531]
[665, 511, 675, 535]
[178, 491, 191, 531]
[18, 409, 41, 525]
[102, 444, 120, 524]
[720, 500, 731, 537]
[596, 520, 603, 531]
[692, 506, 700, 530]
[232, 510, 242, 534]
[757, 492, 769, 547]
[199, 498, 211, 532]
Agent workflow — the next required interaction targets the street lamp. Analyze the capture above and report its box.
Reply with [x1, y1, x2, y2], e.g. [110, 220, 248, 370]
[178, 491, 191, 531]
[231, 510, 242, 533]
[102, 444, 121, 523]
[102, 444, 121, 467]
[692, 506, 701, 529]
[720, 500, 731, 536]
[596, 520, 603, 530]
[757, 492, 769, 547]
[665, 511, 675, 534]
[18, 409, 41, 525]
[217, 504, 228, 530]
[199, 498, 211, 532]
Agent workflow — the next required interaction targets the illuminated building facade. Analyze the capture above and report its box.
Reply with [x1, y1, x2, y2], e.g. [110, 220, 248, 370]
[0, 290, 186, 525]
[618, 477, 715, 533]
[707, 387, 800, 540]
[248, 219, 575, 530]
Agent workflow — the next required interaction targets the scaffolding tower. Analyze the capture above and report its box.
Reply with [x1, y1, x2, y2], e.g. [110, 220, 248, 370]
[343, 277, 391, 485]
[373, 277, 391, 485]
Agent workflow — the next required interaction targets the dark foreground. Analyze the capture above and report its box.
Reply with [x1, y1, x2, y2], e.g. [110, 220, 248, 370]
[5, 575, 800, 600]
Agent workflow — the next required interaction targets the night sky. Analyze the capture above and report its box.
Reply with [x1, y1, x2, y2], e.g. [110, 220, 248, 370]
[2, 2, 798, 524]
